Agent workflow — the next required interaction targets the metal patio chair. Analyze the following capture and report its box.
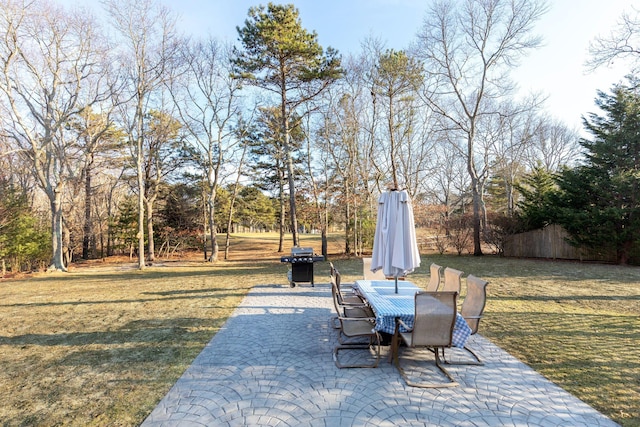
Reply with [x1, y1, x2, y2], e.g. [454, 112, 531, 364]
[362, 257, 386, 280]
[442, 267, 463, 294]
[425, 263, 442, 292]
[444, 274, 489, 365]
[332, 266, 366, 305]
[329, 273, 372, 330]
[392, 291, 459, 388]
[333, 311, 381, 369]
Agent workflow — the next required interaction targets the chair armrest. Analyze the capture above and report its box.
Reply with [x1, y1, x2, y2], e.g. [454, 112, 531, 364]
[396, 318, 412, 332]
[341, 300, 367, 307]
[338, 316, 376, 325]
[338, 315, 376, 321]
[344, 306, 374, 317]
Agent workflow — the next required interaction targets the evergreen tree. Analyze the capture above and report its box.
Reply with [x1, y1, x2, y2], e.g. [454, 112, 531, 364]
[248, 106, 305, 250]
[233, 3, 341, 246]
[515, 164, 558, 231]
[235, 186, 277, 231]
[0, 185, 50, 271]
[553, 78, 640, 264]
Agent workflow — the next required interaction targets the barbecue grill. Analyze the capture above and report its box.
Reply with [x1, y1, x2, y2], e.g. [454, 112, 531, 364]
[280, 247, 324, 287]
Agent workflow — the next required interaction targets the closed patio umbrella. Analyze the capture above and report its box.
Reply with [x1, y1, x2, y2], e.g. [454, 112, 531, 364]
[370, 189, 421, 293]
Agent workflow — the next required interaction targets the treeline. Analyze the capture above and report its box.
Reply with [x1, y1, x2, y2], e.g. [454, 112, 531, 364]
[0, 0, 639, 272]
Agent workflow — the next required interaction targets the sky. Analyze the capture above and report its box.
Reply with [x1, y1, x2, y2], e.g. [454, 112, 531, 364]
[171, 0, 639, 132]
[67, 0, 638, 132]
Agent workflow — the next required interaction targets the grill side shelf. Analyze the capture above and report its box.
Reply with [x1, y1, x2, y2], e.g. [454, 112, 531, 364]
[280, 255, 324, 287]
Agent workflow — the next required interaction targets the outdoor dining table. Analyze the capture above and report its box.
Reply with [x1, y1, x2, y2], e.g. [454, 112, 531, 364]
[353, 279, 471, 348]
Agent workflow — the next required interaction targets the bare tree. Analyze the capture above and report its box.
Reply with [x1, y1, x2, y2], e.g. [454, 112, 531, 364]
[416, 0, 547, 255]
[587, 6, 640, 74]
[223, 131, 249, 260]
[481, 98, 546, 217]
[525, 114, 582, 172]
[103, 0, 180, 269]
[141, 109, 185, 263]
[371, 49, 424, 191]
[422, 136, 470, 225]
[338, 51, 378, 254]
[298, 99, 330, 256]
[168, 38, 245, 262]
[0, 0, 112, 271]
[353, 38, 386, 198]
[316, 86, 360, 254]
[66, 108, 122, 259]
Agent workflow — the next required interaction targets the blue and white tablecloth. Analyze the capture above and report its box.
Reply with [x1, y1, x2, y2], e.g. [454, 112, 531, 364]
[353, 280, 471, 348]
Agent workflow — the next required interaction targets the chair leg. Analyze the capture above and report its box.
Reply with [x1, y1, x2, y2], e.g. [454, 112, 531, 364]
[433, 347, 459, 386]
[388, 325, 400, 363]
[394, 346, 458, 388]
[442, 346, 484, 366]
[333, 334, 381, 368]
[329, 315, 340, 330]
[338, 330, 375, 345]
[463, 346, 483, 365]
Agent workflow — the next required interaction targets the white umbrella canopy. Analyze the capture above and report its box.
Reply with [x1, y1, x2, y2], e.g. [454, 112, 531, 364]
[370, 189, 421, 292]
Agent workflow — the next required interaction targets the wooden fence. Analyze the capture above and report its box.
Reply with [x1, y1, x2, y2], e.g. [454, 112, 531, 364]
[503, 224, 616, 262]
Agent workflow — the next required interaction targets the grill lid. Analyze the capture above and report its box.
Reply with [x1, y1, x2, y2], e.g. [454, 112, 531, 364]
[291, 246, 314, 256]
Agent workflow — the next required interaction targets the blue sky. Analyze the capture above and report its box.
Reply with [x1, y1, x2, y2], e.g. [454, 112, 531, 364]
[68, 0, 637, 132]
[170, 0, 640, 132]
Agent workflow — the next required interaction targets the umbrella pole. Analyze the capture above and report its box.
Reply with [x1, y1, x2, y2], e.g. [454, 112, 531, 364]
[394, 276, 398, 294]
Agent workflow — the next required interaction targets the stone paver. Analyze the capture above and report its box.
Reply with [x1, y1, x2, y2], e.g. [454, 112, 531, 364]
[142, 283, 619, 427]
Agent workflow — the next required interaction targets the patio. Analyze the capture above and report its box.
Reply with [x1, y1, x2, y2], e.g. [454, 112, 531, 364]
[142, 282, 619, 427]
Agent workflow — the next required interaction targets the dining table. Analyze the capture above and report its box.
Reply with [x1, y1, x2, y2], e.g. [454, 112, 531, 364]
[353, 279, 471, 348]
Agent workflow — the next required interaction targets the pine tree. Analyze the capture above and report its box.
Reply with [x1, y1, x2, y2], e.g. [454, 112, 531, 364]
[233, 3, 341, 246]
[515, 164, 558, 231]
[554, 78, 640, 264]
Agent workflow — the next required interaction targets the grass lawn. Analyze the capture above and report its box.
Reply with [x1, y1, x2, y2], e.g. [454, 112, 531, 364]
[0, 233, 638, 426]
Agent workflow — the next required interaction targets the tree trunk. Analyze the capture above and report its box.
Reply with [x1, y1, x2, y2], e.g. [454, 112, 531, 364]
[618, 240, 632, 265]
[224, 163, 244, 260]
[471, 179, 483, 256]
[281, 90, 299, 247]
[224, 204, 235, 261]
[82, 157, 93, 260]
[285, 137, 299, 246]
[388, 95, 399, 189]
[146, 198, 155, 263]
[207, 190, 219, 262]
[49, 183, 67, 271]
[321, 188, 329, 258]
[466, 128, 484, 257]
[344, 183, 351, 254]
[106, 176, 119, 258]
[201, 185, 208, 260]
[278, 169, 286, 253]
[136, 135, 146, 270]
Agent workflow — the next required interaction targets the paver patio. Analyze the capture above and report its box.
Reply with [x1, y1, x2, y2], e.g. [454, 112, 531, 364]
[142, 283, 619, 427]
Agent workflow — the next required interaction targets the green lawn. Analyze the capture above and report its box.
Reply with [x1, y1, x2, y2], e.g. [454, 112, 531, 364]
[0, 241, 638, 426]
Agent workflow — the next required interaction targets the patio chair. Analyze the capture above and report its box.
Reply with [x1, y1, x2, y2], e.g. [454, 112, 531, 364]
[330, 274, 373, 330]
[442, 267, 463, 294]
[362, 257, 386, 280]
[333, 268, 366, 305]
[333, 311, 381, 368]
[444, 274, 489, 365]
[425, 263, 442, 292]
[392, 291, 459, 388]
